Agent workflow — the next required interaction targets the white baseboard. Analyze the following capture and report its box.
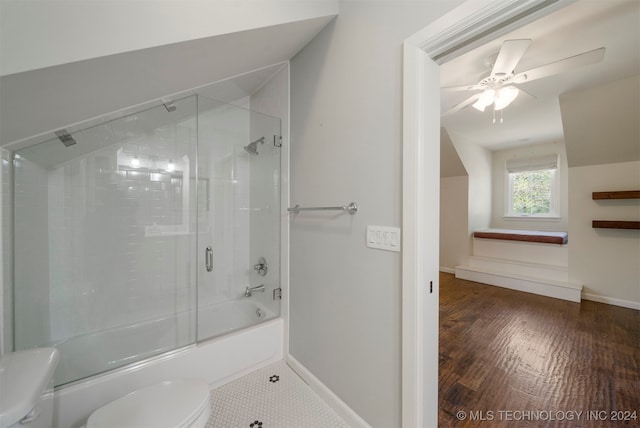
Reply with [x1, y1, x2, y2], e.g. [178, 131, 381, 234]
[582, 293, 640, 311]
[439, 266, 455, 274]
[286, 355, 371, 428]
[455, 265, 582, 303]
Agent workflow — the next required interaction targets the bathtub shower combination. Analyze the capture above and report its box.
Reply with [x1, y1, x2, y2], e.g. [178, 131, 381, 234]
[12, 95, 282, 392]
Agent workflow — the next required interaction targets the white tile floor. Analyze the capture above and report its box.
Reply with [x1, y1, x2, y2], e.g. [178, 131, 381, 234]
[206, 360, 350, 428]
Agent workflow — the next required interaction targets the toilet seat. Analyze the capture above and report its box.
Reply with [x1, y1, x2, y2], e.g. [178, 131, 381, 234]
[86, 379, 211, 428]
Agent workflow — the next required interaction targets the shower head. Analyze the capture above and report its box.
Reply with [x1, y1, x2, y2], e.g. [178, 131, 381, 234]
[243, 137, 265, 156]
[244, 143, 259, 156]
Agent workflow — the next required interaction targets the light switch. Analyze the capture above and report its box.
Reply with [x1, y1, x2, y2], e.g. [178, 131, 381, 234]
[366, 226, 401, 252]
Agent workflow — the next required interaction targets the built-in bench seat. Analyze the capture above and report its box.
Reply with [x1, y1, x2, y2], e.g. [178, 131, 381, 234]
[455, 228, 581, 303]
[473, 228, 568, 245]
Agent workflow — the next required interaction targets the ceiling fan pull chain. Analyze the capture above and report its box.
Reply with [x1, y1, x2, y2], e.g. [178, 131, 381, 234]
[492, 108, 496, 125]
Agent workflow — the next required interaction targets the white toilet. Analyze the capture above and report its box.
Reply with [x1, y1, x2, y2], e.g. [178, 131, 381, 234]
[86, 379, 211, 428]
[0, 347, 59, 428]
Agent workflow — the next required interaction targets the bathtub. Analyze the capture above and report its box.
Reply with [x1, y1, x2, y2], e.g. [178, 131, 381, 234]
[53, 299, 276, 386]
[52, 300, 282, 428]
[199, 299, 277, 338]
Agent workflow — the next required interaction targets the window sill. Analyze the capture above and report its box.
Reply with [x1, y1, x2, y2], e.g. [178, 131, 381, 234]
[503, 216, 561, 222]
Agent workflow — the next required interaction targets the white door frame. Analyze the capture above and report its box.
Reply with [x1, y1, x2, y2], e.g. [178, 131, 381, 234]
[401, 1, 573, 426]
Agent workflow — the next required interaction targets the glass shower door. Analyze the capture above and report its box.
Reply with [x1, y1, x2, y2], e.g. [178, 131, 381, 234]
[196, 96, 281, 341]
[13, 96, 199, 386]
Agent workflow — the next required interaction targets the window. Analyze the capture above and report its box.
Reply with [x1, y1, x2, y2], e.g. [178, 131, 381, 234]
[506, 155, 559, 217]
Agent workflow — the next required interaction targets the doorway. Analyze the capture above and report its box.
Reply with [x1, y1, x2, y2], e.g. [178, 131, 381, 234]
[401, 1, 573, 425]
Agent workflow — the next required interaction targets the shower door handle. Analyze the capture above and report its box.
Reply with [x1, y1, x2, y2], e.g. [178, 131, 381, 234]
[205, 246, 213, 272]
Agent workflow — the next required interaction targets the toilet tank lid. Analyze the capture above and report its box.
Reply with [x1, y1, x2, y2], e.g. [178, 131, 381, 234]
[86, 379, 211, 428]
[0, 347, 60, 428]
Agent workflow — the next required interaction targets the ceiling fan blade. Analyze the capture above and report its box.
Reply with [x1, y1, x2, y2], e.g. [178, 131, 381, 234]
[442, 93, 482, 116]
[441, 84, 484, 92]
[513, 47, 605, 83]
[491, 39, 532, 77]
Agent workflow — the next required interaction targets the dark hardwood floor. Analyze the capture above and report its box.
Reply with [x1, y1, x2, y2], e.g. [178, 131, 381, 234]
[439, 273, 640, 427]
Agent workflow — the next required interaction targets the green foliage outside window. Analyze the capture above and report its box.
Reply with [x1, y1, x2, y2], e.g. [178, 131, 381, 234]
[510, 169, 552, 215]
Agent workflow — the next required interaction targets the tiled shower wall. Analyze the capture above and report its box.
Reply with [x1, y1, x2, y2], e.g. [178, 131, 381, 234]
[14, 118, 199, 348]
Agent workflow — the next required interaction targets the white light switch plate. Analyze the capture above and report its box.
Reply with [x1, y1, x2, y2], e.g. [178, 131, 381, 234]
[366, 225, 401, 252]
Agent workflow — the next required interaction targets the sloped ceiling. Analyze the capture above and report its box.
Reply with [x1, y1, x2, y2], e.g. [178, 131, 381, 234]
[440, 127, 467, 177]
[0, 16, 333, 146]
[560, 75, 640, 167]
[0, 0, 338, 76]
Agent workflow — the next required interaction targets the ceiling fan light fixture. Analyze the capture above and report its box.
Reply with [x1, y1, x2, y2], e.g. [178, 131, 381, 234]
[472, 89, 495, 111]
[494, 86, 519, 111]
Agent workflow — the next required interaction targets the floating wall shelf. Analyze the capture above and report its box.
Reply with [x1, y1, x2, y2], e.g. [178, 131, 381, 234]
[592, 190, 640, 200]
[591, 190, 640, 229]
[592, 220, 640, 230]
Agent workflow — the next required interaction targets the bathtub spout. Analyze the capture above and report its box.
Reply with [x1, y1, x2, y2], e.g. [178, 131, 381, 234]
[244, 284, 265, 297]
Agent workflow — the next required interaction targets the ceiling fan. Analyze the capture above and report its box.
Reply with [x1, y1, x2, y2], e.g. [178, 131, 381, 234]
[441, 39, 606, 120]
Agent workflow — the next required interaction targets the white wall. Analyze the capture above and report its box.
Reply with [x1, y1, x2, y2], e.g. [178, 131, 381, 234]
[560, 75, 639, 308]
[569, 161, 640, 309]
[289, 1, 463, 426]
[440, 176, 470, 272]
[0, 0, 338, 76]
[491, 141, 569, 231]
[449, 133, 492, 233]
[440, 129, 469, 271]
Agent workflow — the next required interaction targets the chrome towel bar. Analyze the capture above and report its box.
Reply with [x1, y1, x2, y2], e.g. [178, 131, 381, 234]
[288, 202, 358, 215]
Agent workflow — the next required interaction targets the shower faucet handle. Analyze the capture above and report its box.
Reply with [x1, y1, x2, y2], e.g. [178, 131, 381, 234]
[253, 257, 268, 276]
